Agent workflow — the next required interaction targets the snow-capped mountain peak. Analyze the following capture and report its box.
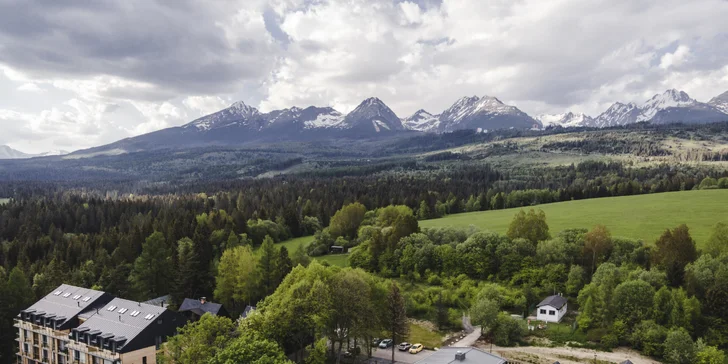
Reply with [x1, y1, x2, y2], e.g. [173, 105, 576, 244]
[229, 101, 259, 116]
[537, 112, 592, 128]
[343, 97, 403, 132]
[637, 89, 696, 121]
[0, 145, 69, 159]
[402, 109, 440, 132]
[592, 102, 642, 127]
[438, 95, 539, 132]
[708, 90, 728, 114]
[187, 101, 262, 131]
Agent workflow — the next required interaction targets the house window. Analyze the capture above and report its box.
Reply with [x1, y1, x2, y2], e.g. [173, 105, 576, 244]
[539, 309, 546, 314]
[142, 356, 147, 364]
[549, 310, 556, 315]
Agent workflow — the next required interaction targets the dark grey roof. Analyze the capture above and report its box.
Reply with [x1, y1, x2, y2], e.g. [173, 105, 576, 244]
[179, 298, 226, 316]
[537, 295, 568, 309]
[21, 284, 112, 329]
[75, 297, 169, 353]
[142, 295, 171, 308]
[415, 347, 506, 364]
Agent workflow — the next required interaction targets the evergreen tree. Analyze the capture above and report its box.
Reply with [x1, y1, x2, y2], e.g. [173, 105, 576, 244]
[171, 238, 200, 306]
[274, 246, 293, 286]
[386, 282, 408, 363]
[129, 231, 173, 300]
[256, 236, 279, 297]
[192, 222, 214, 298]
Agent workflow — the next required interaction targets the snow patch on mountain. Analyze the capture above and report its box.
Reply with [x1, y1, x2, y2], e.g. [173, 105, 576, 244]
[438, 95, 538, 132]
[0, 145, 69, 159]
[537, 112, 592, 128]
[342, 97, 403, 132]
[402, 109, 440, 132]
[304, 110, 345, 129]
[188, 101, 260, 131]
[637, 89, 696, 121]
[592, 102, 642, 127]
[708, 90, 728, 114]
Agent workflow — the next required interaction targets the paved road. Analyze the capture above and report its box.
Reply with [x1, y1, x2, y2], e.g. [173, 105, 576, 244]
[370, 347, 434, 364]
[450, 326, 481, 347]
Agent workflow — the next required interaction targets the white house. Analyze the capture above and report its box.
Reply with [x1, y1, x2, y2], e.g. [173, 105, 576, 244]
[536, 295, 568, 323]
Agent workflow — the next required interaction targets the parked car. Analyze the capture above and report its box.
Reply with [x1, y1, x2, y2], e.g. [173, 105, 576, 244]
[409, 343, 423, 354]
[343, 346, 361, 358]
[371, 338, 381, 347]
[378, 339, 393, 348]
[398, 342, 412, 351]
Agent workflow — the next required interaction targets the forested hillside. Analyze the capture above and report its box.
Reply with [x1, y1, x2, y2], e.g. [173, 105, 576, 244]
[2, 123, 728, 363]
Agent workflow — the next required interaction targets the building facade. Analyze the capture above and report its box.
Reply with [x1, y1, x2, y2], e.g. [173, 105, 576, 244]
[536, 295, 568, 323]
[15, 284, 184, 364]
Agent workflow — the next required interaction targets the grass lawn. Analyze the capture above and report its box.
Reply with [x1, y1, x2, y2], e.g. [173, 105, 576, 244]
[421, 189, 728, 247]
[272, 235, 350, 267]
[315, 254, 349, 267]
[407, 322, 443, 349]
[531, 321, 587, 345]
[276, 235, 313, 252]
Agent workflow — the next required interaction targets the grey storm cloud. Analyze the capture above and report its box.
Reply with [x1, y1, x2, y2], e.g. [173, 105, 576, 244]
[1, 0, 728, 154]
[0, 0, 279, 96]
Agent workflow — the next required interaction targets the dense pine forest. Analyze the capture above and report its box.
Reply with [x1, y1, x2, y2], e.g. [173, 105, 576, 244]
[3, 123, 728, 363]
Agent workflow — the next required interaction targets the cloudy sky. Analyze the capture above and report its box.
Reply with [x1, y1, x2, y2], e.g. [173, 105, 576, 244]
[1, 0, 727, 153]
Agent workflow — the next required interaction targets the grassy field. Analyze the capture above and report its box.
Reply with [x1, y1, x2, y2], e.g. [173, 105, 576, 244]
[272, 235, 350, 267]
[276, 235, 313, 252]
[421, 189, 728, 247]
[407, 322, 444, 349]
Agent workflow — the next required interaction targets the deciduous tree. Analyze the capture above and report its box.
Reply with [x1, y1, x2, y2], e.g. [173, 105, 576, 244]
[506, 209, 550, 245]
[654, 225, 698, 287]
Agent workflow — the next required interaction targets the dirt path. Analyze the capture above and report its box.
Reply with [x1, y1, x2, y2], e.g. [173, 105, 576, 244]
[474, 343, 661, 364]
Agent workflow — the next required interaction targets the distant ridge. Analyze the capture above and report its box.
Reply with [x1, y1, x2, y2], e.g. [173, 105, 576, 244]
[71, 89, 728, 156]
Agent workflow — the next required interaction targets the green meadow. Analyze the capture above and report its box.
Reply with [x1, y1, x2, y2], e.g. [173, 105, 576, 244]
[421, 189, 728, 247]
[276, 189, 728, 266]
[272, 235, 349, 267]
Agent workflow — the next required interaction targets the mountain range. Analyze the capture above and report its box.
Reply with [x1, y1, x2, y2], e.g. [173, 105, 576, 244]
[541, 89, 728, 128]
[0, 145, 69, 160]
[59, 89, 728, 156]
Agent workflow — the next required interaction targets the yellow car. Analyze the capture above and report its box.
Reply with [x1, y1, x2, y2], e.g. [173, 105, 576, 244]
[409, 343, 423, 354]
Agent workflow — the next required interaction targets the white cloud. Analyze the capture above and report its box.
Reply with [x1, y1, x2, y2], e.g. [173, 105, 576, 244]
[128, 101, 186, 135]
[1, 0, 728, 152]
[183, 96, 231, 116]
[17, 83, 43, 92]
[660, 45, 691, 69]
